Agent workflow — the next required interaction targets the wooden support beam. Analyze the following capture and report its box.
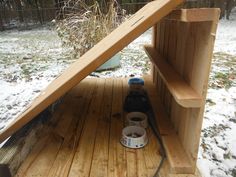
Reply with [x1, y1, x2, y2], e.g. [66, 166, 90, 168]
[166, 8, 220, 22]
[144, 45, 202, 108]
[163, 134, 193, 174]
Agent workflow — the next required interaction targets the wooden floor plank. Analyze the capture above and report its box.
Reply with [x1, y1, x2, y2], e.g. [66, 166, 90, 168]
[126, 148, 138, 177]
[122, 78, 139, 177]
[108, 78, 127, 177]
[47, 79, 97, 177]
[143, 129, 162, 177]
[16, 78, 177, 177]
[15, 135, 50, 177]
[20, 134, 63, 177]
[89, 79, 114, 177]
[142, 76, 163, 177]
[123, 78, 151, 177]
[25, 81, 88, 177]
[68, 79, 105, 177]
[137, 148, 148, 177]
[53, 80, 89, 139]
[15, 81, 90, 177]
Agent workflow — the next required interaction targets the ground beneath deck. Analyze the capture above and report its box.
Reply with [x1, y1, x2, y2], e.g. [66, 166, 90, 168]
[15, 78, 161, 177]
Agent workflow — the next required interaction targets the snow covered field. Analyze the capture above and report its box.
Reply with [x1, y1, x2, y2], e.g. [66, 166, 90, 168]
[197, 13, 236, 177]
[0, 11, 236, 177]
[0, 27, 76, 130]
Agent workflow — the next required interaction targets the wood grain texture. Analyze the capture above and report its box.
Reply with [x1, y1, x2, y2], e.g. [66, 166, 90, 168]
[143, 129, 162, 176]
[150, 8, 219, 174]
[144, 77, 193, 174]
[47, 79, 97, 177]
[144, 45, 202, 108]
[166, 8, 220, 22]
[15, 135, 50, 177]
[15, 78, 164, 177]
[89, 79, 113, 177]
[68, 79, 105, 177]
[108, 78, 127, 177]
[19, 135, 63, 177]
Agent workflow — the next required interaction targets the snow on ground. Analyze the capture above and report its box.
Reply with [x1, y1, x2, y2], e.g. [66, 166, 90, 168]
[0, 9, 236, 177]
[197, 10, 236, 177]
[214, 14, 236, 56]
[0, 27, 75, 130]
[198, 87, 236, 177]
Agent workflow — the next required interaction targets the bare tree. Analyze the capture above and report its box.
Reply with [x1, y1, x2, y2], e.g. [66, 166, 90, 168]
[15, 0, 24, 22]
[0, 1, 4, 31]
[226, 0, 235, 19]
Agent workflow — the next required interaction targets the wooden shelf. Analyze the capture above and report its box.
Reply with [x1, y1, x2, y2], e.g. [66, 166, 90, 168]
[166, 8, 220, 22]
[144, 45, 202, 108]
[144, 76, 194, 174]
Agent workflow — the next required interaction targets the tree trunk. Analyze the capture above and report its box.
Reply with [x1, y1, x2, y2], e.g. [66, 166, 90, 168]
[34, 0, 43, 24]
[0, 2, 4, 31]
[16, 0, 24, 22]
[214, 0, 226, 19]
[0, 11, 4, 31]
[39, 0, 45, 22]
[226, 0, 234, 19]
[55, 0, 64, 19]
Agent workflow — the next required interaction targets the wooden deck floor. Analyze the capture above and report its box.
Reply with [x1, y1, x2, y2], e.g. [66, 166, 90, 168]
[15, 78, 161, 177]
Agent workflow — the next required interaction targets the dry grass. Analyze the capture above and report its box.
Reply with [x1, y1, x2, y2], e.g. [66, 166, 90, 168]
[56, 0, 126, 58]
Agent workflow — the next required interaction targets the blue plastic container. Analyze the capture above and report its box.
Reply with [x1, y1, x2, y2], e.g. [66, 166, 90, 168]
[128, 78, 144, 86]
[128, 78, 145, 91]
[96, 53, 121, 71]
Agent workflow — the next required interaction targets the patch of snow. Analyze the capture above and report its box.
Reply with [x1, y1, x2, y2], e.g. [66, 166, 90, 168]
[214, 9, 236, 55]
[198, 88, 236, 177]
[197, 10, 236, 177]
[0, 27, 75, 133]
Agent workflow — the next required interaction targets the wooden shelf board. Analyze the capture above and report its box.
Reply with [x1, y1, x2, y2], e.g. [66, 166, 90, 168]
[144, 76, 194, 174]
[144, 45, 202, 108]
[166, 8, 220, 22]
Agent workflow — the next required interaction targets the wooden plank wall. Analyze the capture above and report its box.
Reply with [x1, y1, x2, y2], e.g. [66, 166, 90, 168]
[152, 19, 217, 171]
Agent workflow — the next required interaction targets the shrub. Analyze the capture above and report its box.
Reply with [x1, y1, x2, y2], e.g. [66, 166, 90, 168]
[56, 0, 126, 58]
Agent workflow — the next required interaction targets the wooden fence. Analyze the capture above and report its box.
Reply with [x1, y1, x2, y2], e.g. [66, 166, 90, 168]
[0, 7, 56, 30]
[0, 0, 235, 31]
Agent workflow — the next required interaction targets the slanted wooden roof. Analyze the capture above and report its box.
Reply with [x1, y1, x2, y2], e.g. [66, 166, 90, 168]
[0, 0, 183, 142]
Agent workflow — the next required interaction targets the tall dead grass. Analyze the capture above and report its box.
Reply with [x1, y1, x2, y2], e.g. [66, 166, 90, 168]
[56, 0, 126, 58]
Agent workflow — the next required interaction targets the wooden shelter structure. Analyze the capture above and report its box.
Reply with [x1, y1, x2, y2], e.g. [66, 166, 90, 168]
[0, 0, 220, 176]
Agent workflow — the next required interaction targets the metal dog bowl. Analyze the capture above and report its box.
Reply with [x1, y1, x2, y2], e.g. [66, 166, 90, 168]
[126, 112, 148, 129]
[120, 126, 148, 149]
